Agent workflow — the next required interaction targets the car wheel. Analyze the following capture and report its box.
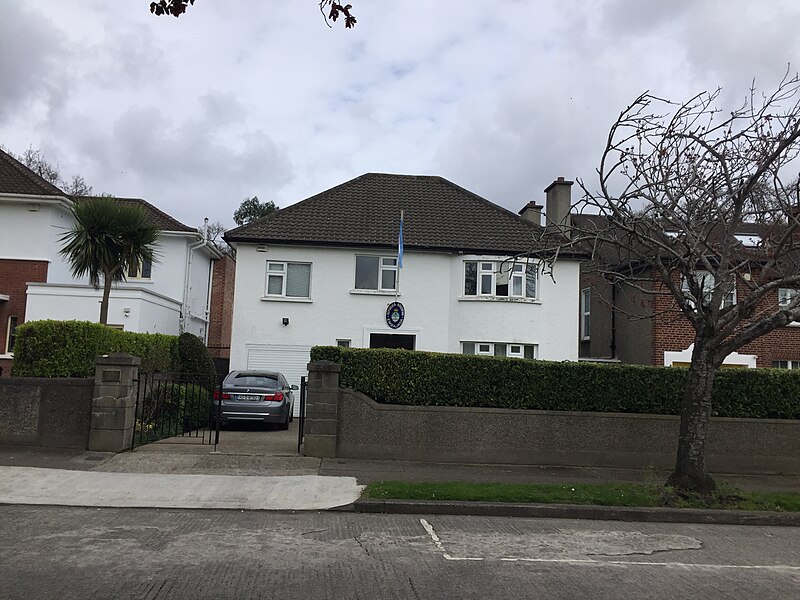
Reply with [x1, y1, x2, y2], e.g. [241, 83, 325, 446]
[278, 412, 290, 430]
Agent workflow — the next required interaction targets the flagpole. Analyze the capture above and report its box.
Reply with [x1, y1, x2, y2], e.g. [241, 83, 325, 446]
[396, 209, 404, 300]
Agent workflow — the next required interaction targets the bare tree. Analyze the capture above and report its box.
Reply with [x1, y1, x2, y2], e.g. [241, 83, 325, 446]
[64, 174, 94, 197]
[536, 71, 800, 494]
[150, 0, 357, 28]
[7, 146, 94, 196]
[19, 147, 61, 186]
[200, 220, 230, 254]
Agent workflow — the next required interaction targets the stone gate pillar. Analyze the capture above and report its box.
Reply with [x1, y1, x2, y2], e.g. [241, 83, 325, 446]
[302, 361, 340, 458]
[88, 353, 140, 452]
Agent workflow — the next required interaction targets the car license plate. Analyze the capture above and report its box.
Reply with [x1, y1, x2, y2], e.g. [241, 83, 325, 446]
[235, 394, 261, 402]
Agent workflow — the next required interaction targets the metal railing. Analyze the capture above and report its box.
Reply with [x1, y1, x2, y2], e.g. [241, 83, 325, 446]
[132, 371, 221, 450]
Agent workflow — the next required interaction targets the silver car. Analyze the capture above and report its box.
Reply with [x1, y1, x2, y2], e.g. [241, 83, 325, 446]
[214, 370, 297, 429]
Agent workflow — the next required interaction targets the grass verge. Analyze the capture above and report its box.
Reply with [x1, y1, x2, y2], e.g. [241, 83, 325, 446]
[361, 481, 800, 512]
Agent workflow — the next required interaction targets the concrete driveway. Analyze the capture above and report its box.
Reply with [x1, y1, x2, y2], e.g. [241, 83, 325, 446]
[96, 421, 323, 476]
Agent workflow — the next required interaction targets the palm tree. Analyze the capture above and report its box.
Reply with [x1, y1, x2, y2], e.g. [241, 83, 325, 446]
[59, 196, 160, 324]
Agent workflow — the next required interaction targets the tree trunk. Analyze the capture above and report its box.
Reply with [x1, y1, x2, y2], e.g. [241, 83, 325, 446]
[667, 338, 719, 494]
[99, 271, 113, 325]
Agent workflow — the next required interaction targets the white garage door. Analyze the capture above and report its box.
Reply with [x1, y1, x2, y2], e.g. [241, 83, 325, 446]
[246, 344, 311, 417]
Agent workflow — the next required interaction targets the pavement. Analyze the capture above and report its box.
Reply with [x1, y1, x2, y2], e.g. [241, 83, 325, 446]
[0, 422, 798, 520]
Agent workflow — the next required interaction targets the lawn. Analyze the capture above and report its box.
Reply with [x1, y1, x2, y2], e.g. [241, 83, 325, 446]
[362, 481, 800, 512]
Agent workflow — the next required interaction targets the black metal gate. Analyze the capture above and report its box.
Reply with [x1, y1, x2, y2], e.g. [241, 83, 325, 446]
[132, 371, 221, 450]
[297, 376, 307, 453]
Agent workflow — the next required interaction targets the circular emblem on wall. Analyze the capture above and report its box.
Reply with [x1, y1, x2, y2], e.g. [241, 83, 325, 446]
[385, 302, 405, 329]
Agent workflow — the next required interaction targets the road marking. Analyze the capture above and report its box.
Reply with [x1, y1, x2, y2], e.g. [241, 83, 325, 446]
[419, 519, 483, 561]
[418, 519, 800, 572]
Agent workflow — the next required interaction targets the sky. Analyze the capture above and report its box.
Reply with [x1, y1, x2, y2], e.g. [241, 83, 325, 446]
[1, 0, 799, 229]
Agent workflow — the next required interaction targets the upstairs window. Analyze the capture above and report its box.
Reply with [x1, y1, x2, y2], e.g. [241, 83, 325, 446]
[265, 261, 311, 298]
[779, 288, 799, 307]
[127, 258, 152, 279]
[355, 256, 397, 291]
[464, 260, 537, 299]
[681, 271, 735, 309]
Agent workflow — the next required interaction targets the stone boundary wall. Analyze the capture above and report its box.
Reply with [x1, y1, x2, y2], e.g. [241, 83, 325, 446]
[0, 377, 93, 448]
[303, 361, 800, 475]
[0, 353, 141, 452]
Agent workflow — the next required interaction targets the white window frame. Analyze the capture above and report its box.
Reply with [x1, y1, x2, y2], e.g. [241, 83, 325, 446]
[773, 360, 800, 369]
[580, 288, 591, 340]
[464, 259, 538, 300]
[127, 258, 152, 280]
[5, 315, 18, 354]
[682, 271, 735, 309]
[265, 261, 312, 298]
[354, 255, 397, 291]
[462, 341, 538, 360]
[779, 288, 799, 307]
[336, 339, 351, 348]
[479, 262, 495, 296]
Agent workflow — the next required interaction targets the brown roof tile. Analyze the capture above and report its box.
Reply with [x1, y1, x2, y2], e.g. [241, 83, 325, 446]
[75, 196, 196, 233]
[0, 148, 66, 197]
[225, 173, 544, 254]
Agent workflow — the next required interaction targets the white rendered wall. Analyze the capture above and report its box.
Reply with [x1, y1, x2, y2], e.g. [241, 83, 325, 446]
[229, 244, 581, 370]
[2, 196, 216, 337]
[0, 200, 71, 280]
[25, 283, 181, 334]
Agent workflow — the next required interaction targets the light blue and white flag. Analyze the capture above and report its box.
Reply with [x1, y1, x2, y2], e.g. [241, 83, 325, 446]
[397, 210, 404, 269]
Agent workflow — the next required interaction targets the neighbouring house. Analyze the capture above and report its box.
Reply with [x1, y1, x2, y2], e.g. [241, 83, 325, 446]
[207, 251, 236, 373]
[0, 148, 221, 376]
[575, 215, 800, 369]
[224, 173, 586, 405]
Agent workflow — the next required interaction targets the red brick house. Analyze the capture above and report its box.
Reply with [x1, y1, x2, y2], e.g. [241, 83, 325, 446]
[207, 251, 236, 372]
[576, 216, 800, 369]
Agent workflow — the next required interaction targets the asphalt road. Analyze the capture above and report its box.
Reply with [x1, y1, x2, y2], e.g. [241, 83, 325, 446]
[1, 506, 798, 599]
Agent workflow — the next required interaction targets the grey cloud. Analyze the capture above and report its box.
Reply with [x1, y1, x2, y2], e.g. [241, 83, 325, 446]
[0, 4, 66, 123]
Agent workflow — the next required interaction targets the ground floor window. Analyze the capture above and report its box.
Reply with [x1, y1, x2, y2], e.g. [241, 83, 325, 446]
[462, 341, 537, 359]
[369, 333, 415, 350]
[773, 360, 800, 369]
[336, 339, 351, 348]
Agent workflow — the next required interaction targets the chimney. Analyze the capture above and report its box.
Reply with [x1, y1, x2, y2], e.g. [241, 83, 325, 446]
[518, 201, 543, 226]
[544, 176, 574, 231]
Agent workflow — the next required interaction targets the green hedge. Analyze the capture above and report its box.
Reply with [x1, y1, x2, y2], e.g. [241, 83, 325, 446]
[12, 320, 176, 377]
[174, 332, 216, 380]
[310, 346, 800, 420]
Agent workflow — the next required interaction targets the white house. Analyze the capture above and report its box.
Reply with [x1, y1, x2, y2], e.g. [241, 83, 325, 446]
[224, 173, 584, 405]
[0, 148, 220, 375]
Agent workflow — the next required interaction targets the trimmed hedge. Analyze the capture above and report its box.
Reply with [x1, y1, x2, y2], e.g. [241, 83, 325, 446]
[310, 346, 800, 420]
[174, 332, 216, 378]
[13, 320, 176, 377]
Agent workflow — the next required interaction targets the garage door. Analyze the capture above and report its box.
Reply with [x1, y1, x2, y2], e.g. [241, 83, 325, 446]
[247, 344, 311, 417]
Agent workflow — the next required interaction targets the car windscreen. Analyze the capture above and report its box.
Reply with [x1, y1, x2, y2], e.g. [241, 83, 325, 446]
[229, 375, 280, 389]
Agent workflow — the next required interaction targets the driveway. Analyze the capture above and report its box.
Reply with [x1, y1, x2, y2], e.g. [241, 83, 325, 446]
[95, 421, 323, 476]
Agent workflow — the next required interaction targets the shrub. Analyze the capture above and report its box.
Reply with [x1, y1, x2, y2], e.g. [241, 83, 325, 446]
[174, 332, 216, 380]
[310, 346, 800, 420]
[12, 320, 175, 377]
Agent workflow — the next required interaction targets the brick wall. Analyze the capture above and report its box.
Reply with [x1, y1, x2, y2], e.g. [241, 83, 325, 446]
[651, 270, 800, 367]
[207, 253, 235, 359]
[0, 259, 48, 377]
